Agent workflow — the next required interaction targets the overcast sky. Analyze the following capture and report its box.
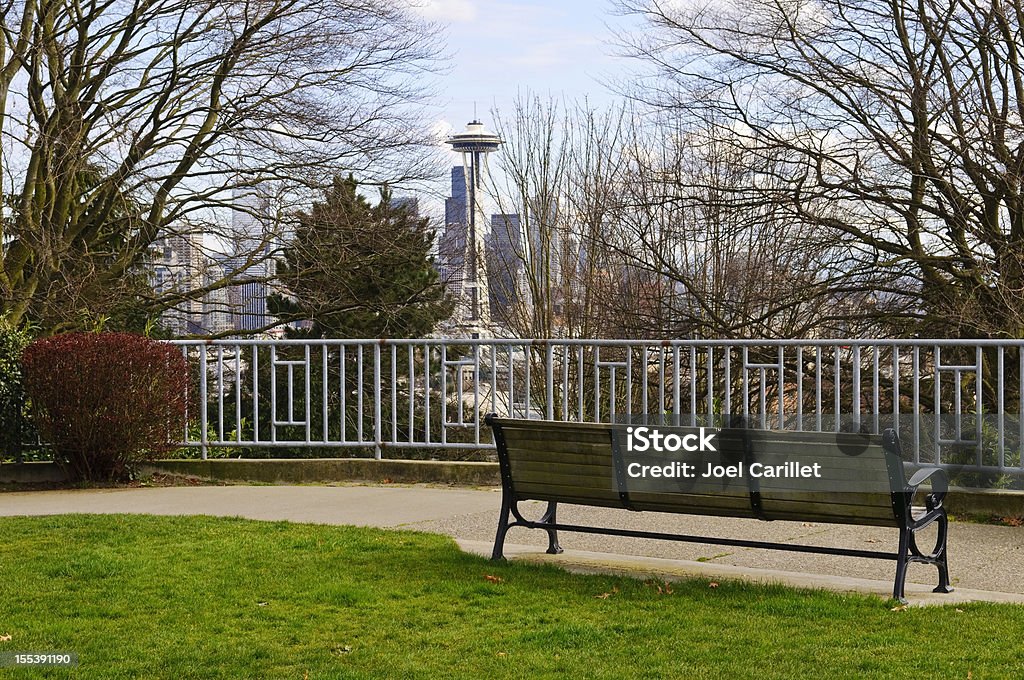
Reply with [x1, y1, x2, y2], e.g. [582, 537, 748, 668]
[421, 0, 627, 128]
[410, 0, 636, 206]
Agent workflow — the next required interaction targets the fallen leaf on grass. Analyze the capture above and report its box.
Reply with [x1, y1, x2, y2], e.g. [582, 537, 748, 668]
[708, 582, 719, 589]
[1001, 516, 1023, 527]
[331, 646, 353, 656]
[595, 586, 620, 599]
[956, 608, 965, 613]
[484, 574, 503, 584]
[890, 604, 908, 612]
[257, 602, 269, 607]
[381, 478, 393, 484]
[0, 634, 10, 642]
[497, 652, 507, 658]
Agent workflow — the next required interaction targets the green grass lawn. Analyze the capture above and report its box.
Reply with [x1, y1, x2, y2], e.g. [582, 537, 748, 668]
[0, 515, 1019, 679]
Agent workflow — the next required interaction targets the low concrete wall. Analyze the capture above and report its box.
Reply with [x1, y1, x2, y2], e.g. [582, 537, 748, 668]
[0, 462, 67, 483]
[144, 458, 502, 487]
[945, 487, 1024, 518]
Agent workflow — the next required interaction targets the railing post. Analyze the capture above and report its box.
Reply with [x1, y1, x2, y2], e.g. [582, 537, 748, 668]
[374, 341, 382, 459]
[199, 344, 208, 460]
[546, 342, 554, 420]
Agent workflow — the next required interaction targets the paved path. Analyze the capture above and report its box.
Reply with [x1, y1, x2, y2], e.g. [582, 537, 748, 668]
[2, 484, 1022, 605]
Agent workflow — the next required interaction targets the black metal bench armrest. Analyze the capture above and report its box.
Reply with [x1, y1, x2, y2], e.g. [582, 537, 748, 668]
[907, 466, 949, 511]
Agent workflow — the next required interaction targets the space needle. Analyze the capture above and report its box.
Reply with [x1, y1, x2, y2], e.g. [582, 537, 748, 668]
[446, 119, 503, 338]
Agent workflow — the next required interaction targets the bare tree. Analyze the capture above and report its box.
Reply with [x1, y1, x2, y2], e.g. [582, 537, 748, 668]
[488, 95, 637, 340]
[618, 0, 1024, 339]
[606, 116, 883, 339]
[0, 0, 443, 332]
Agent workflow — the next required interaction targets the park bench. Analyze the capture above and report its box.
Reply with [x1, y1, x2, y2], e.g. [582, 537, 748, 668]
[484, 415, 953, 603]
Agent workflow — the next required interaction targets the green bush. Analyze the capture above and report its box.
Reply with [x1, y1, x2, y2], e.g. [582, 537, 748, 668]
[0, 321, 33, 461]
[21, 332, 190, 481]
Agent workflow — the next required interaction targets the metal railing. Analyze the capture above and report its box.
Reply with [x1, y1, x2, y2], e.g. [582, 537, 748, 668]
[170, 338, 1024, 476]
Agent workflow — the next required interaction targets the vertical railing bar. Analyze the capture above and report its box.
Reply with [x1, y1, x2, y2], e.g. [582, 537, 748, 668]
[270, 345, 277, 445]
[340, 345, 347, 443]
[181, 346, 191, 444]
[524, 346, 531, 420]
[706, 346, 714, 427]
[577, 345, 585, 421]
[815, 346, 822, 432]
[852, 345, 861, 432]
[1019, 346, 1023, 469]
[777, 346, 785, 430]
[374, 342, 382, 458]
[473, 343, 481, 445]
[742, 346, 749, 422]
[833, 348, 841, 433]
[673, 346, 682, 419]
[440, 344, 448, 443]
[913, 346, 920, 464]
[409, 345, 416, 445]
[563, 344, 570, 420]
[976, 346, 983, 468]
[893, 346, 900, 437]
[200, 345, 209, 459]
[252, 345, 259, 444]
[546, 342, 555, 420]
[594, 346, 601, 422]
[998, 346, 1005, 468]
[456, 357, 465, 424]
[954, 368, 962, 443]
[507, 344, 515, 419]
[933, 345, 940, 466]
[872, 345, 879, 434]
[626, 348, 633, 418]
[491, 345, 498, 416]
[392, 344, 398, 445]
[610, 367, 617, 421]
[357, 345, 364, 444]
[304, 345, 311, 444]
[689, 346, 697, 427]
[424, 344, 431, 444]
[288, 363, 295, 427]
[544, 346, 552, 419]
[759, 367, 767, 429]
[217, 346, 225, 443]
[796, 346, 804, 432]
[235, 346, 242, 443]
[659, 347, 666, 416]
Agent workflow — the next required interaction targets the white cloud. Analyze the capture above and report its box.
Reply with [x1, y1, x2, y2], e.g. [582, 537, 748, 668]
[412, 0, 478, 23]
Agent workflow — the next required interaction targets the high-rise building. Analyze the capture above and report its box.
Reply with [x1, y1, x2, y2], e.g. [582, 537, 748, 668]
[486, 213, 523, 314]
[226, 188, 276, 334]
[151, 232, 205, 336]
[439, 166, 468, 301]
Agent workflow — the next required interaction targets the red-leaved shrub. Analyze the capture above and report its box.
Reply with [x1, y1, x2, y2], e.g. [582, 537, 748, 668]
[21, 332, 189, 481]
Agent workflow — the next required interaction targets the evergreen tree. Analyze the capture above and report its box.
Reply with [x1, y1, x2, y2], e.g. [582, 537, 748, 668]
[270, 176, 452, 338]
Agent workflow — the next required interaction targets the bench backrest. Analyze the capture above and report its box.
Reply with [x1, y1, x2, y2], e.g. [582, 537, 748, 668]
[487, 417, 908, 528]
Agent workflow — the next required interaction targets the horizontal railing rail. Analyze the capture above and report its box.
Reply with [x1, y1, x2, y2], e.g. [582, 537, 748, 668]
[168, 338, 1024, 478]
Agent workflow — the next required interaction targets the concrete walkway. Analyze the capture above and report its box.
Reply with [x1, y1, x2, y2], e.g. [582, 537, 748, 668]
[2, 484, 1023, 606]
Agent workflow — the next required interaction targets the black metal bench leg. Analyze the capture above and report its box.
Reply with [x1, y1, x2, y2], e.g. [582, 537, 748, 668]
[893, 527, 910, 604]
[541, 501, 563, 554]
[491, 491, 512, 561]
[932, 508, 954, 594]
